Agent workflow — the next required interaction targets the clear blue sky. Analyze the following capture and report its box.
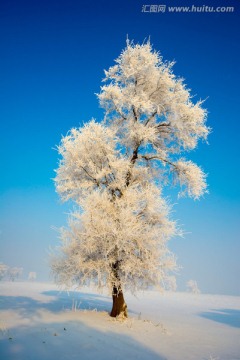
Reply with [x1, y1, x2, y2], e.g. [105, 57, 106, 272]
[0, 0, 239, 295]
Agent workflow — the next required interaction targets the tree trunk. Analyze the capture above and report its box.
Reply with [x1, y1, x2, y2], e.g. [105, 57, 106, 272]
[110, 285, 128, 318]
[110, 259, 128, 318]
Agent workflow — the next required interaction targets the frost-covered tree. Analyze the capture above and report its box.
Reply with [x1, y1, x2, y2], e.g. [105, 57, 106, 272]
[8, 267, 23, 282]
[52, 40, 209, 317]
[0, 263, 9, 280]
[28, 272, 37, 281]
[167, 276, 177, 292]
[186, 279, 201, 294]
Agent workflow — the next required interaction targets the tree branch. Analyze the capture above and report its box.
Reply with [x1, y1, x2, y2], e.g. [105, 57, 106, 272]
[110, 95, 127, 120]
[125, 143, 141, 187]
[140, 155, 177, 169]
[156, 122, 170, 128]
[144, 111, 157, 126]
[148, 76, 162, 99]
[79, 166, 100, 186]
[132, 105, 138, 122]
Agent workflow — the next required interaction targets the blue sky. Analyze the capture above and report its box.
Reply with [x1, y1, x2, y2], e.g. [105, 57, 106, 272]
[0, 0, 239, 295]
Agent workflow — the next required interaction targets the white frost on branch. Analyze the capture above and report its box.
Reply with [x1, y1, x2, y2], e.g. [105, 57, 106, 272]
[52, 40, 209, 297]
[56, 120, 129, 202]
[52, 184, 177, 293]
[174, 160, 208, 199]
[98, 41, 209, 153]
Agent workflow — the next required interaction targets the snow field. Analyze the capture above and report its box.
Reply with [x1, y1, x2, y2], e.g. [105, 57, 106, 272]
[0, 282, 239, 360]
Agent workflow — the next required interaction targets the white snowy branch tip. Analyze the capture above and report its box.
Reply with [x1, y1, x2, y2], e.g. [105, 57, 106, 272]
[52, 40, 209, 294]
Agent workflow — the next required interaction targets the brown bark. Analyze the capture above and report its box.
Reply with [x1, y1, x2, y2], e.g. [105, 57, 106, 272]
[110, 285, 128, 318]
[110, 260, 128, 318]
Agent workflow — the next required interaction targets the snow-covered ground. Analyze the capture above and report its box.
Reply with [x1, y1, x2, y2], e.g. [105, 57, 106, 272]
[0, 282, 239, 360]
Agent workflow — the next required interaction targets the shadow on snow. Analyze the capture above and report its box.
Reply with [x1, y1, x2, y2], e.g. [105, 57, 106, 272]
[199, 308, 240, 328]
[0, 292, 165, 360]
[0, 291, 111, 315]
[0, 290, 137, 316]
[42, 290, 112, 312]
[0, 320, 166, 360]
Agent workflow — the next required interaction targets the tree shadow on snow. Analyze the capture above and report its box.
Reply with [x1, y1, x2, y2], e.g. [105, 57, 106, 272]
[199, 308, 240, 328]
[42, 290, 137, 314]
[0, 292, 111, 316]
[0, 316, 166, 360]
[42, 290, 112, 312]
[0, 291, 161, 359]
[0, 290, 136, 316]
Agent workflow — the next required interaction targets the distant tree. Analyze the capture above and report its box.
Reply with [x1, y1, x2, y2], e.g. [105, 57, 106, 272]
[8, 267, 23, 282]
[0, 263, 9, 280]
[28, 272, 37, 281]
[186, 279, 201, 294]
[167, 276, 177, 292]
[52, 40, 209, 317]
